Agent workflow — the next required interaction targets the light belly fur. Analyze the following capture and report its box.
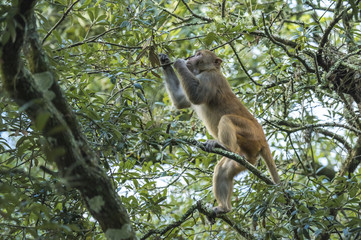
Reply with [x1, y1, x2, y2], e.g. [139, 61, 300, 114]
[192, 104, 221, 138]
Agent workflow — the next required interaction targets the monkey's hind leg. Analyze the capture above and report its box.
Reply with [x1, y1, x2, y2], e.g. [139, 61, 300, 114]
[212, 116, 245, 214]
[213, 157, 235, 214]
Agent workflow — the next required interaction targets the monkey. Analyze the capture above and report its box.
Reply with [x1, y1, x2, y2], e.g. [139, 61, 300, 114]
[159, 50, 280, 214]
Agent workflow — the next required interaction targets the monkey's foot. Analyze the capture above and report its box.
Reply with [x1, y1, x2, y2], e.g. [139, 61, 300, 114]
[204, 140, 228, 152]
[213, 206, 231, 215]
[205, 206, 230, 224]
[159, 53, 171, 65]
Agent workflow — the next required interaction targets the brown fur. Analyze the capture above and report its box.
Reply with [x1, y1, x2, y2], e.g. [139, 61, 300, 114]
[160, 50, 280, 214]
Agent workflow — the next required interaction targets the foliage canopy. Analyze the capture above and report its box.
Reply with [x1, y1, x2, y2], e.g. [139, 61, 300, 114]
[1, 0, 361, 239]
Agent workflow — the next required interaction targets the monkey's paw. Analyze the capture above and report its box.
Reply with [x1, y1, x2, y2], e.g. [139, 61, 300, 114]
[174, 59, 187, 69]
[159, 53, 171, 64]
[204, 140, 228, 152]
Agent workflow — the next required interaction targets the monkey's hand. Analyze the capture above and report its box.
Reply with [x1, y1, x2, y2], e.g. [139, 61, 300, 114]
[204, 140, 228, 152]
[159, 53, 171, 65]
[174, 59, 187, 69]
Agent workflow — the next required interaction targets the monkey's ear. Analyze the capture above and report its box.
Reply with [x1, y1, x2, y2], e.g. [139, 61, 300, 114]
[215, 58, 222, 67]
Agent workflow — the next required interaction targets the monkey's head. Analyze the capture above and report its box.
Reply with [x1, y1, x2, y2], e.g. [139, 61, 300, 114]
[186, 50, 222, 74]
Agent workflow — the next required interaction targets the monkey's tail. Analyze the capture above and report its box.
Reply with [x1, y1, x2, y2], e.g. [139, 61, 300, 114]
[260, 145, 281, 184]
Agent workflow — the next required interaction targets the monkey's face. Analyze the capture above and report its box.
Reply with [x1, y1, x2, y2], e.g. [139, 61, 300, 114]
[186, 51, 202, 74]
[186, 50, 222, 74]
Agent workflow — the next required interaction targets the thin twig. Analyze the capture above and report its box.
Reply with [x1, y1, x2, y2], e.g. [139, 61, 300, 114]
[274, 120, 361, 135]
[269, 119, 356, 151]
[229, 43, 262, 86]
[141, 201, 256, 240]
[42, 0, 81, 44]
[167, 21, 209, 32]
[312, 51, 322, 84]
[262, 13, 315, 73]
[141, 204, 198, 240]
[221, 0, 226, 18]
[55, 27, 123, 51]
[181, 0, 213, 22]
[210, 32, 244, 51]
[150, 0, 186, 21]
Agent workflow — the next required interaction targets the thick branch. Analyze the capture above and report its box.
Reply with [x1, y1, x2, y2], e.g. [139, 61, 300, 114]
[339, 137, 361, 176]
[0, 1, 136, 239]
[251, 30, 298, 48]
[25, 12, 93, 158]
[325, 49, 361, 81]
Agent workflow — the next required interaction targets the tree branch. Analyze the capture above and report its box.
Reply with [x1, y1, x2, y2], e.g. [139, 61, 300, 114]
[141, 201, 256, 240]
[229, 42, 262, 86]
[270, 120, 353, 152]
[181, 0, 213, 22]
[314, 128, 352, 152]
[42, 0, 81, 44]
[141, 204, 198, 240]
[339, 137, 361, 176]
[262, 14, 315, 73]
[0, 1, 136, 239]
[273, 120, 361, 136]
[325, 48, 361, 81]
[176, 138, 276, 185]
[150, 0, 188, 21]
[55, 27, 124, 51]
[221, 0, 226, 18]
[196, 201, 255, 239]
[132, 30, 300, 77]
[317, 6, 347, 69]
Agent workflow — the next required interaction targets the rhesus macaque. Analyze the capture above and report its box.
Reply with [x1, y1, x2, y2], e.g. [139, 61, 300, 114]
[159, 50, 280, 214]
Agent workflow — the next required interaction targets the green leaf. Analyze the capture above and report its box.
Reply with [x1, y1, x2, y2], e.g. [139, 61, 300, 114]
[120, 20, 131, 29]
[204, 32, 217, 46]
[87, 9, 94, 22]
[35, 112, 50, 131]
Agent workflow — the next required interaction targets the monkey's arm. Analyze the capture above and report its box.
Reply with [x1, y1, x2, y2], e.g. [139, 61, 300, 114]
[174, 59, 216, 105]
[159, 54, 191, 109]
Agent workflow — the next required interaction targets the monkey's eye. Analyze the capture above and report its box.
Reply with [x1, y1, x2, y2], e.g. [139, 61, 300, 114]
[196, 52, 201, 56]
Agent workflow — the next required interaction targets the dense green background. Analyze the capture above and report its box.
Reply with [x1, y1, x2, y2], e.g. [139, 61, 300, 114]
[1, 0, 361, 239]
